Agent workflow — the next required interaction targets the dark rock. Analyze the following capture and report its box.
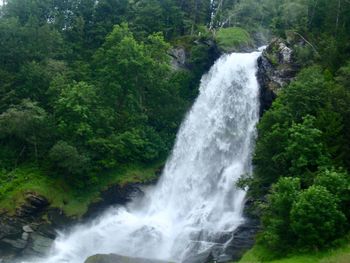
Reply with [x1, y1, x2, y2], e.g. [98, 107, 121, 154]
[84, 183, 146, 221]
[47, 208, 75, 229]
[30, 233, 53, 254]
[84, 254, 173, 263]
[170, 48, 187, 70]
[1, 238, 28, 250]
[257, 38, 300, 115]
[224, 218, 261, 262]
[16, 193, 49, 218]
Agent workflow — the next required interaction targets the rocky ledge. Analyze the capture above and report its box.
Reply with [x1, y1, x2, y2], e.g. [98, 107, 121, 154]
[257, 38, 300, 115]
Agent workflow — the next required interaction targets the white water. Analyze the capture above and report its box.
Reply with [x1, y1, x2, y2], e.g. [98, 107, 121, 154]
[33, 50, 261, 263]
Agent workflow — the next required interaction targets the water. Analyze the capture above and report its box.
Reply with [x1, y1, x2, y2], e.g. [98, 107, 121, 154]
[31, 50, 261, 263]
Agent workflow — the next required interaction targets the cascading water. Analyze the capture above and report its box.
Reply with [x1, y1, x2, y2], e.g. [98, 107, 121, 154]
[29, 50, 262, 263]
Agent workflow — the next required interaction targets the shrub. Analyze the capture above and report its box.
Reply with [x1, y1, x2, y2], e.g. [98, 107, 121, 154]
[291, 186, 347, 249]
[49, 141, 89, 176]
[261, 177, 301, 251]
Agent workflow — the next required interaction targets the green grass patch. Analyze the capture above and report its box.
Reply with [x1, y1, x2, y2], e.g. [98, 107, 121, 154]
[215, 27, 252, 52]
[238, 243, 350, 263]
[0, 162, 162, 218]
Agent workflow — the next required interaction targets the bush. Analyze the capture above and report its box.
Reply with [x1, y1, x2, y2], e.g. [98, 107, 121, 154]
[291, 186, 347, 249]
[314, 168, 350, 219]
[49, 141, 89, 176]
[261, 177, 301, 251]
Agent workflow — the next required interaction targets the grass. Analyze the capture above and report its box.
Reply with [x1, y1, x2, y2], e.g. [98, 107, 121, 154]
[215, 27, 252, 52]
[0, 162, 162, 218]
[238, 243, 350, 263]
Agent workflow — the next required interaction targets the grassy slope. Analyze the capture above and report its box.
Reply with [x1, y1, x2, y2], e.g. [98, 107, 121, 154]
[0, 162, 161, 218]
[215, 27, 252, 52]
[239, 243, 350, 263]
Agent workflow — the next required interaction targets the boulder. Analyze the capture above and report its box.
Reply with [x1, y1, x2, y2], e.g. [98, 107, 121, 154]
[85, 254, 173, 263]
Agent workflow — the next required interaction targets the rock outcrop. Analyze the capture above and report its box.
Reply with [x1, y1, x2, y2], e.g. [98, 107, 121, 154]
[0, 193, 56, 262]
[257, 38, 300, 115]
[169, 47, 187, 70]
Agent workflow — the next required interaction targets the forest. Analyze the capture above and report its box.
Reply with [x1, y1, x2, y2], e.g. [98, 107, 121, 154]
[0, 0, 350, 262]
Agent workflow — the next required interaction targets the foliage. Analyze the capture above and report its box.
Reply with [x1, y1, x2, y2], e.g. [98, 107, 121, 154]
[49, 141, 90, 177]
[261, 177, 300, 251]
[252, 64, 350, 253]
[0, 0, 217, 196]
[291, 186, 347, 248]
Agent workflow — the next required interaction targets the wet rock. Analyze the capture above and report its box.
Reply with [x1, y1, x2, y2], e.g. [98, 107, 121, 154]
[84, 183, 147, 221]
[23, 225, 34, 233]
[224, 218, 261, 262]
[1, 238, 27, 250]
[47, 208, 74, 229]
[30, 233, 54, 254]
[257, 38, 300, 115]
[22, 232, 29, 241]
[84, 254, 173, 263]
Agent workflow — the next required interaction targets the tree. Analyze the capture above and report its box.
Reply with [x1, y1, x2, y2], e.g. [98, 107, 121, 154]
[261, 177, 301, 252]
[291, 186, 347, 248]
[285, 115, 330, 184]
[53, 81, 99, 142]
[0, 100, 51, 164]
[49, 140, 89, 177]
[314, 168, 350, 219]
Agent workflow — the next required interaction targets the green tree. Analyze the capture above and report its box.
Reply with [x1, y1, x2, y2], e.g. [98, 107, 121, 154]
[261, 177, 301, 252]
[53, 81, 99, 142]
[314, 168, 350, 219]
[0, 100, 51, 164]
[291, 186, 347, 249]
[285, 115, 330, 184]
[49, 140, 90, 177]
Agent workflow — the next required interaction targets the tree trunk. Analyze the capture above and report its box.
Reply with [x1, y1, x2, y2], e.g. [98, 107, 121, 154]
[335, 0, 341, 33]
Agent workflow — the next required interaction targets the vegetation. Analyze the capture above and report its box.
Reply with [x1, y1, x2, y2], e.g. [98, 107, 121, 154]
[0, 0, 222, 216]
[0, 163, 160, 217]
[227, 0, 350, 259]
[239, 242, 350, 263]
[215, 27, 252, 52]
[1, 0, 350, 261]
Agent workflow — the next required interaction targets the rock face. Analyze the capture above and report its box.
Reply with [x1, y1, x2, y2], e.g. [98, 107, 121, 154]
[0, 193, 56, 262]
[169, 39, 220, 72]
[85, 254, 173, 263]
[169, 47, 187, 70]
[257, 38, 300, 115]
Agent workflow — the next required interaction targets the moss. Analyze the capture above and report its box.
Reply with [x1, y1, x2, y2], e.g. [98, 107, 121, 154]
[215, 27, 252, 52]
[0, 161, 163, 217]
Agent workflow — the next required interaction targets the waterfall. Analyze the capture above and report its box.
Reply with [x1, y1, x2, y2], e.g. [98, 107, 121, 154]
[31, 50, 262, 263]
